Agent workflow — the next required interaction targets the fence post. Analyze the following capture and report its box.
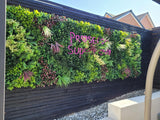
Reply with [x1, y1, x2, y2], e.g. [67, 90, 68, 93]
[0, 0, 6, 119]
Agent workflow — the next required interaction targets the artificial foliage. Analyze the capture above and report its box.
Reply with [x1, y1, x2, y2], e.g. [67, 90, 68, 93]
[6, 5, 142, 90]
[6, 19, 40, 90]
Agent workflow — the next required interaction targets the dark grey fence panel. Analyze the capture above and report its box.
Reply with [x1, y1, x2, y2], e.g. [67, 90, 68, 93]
[6, 0, 153, 119]
[5, 78, 144, 120]
[140, 31, 153, 80]
[151, 27, 160, 88]
[7, 0, 149, 33]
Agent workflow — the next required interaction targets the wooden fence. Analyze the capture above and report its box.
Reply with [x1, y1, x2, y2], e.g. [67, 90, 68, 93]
[152, 27, 160, 88]
[5, 0, 154, 119]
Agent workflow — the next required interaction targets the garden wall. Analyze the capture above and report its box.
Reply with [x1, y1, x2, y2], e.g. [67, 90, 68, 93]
[152, 27, 160, 88]
[6, 0, 153, 119]
[6, 78, 144, 120]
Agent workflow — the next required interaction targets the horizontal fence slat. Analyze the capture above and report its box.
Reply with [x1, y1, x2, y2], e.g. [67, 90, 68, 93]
[6, 78, 144, 119]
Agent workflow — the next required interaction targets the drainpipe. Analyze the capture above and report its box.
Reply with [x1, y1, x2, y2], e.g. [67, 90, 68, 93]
[145, 40, 160, 120]
[0, 0, 6, 120]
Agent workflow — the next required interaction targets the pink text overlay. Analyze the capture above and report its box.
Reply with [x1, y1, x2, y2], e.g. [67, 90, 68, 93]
[68, 32, 111, 58]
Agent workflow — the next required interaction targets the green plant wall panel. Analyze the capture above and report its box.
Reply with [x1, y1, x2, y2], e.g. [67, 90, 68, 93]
[6, 5, 142, 90]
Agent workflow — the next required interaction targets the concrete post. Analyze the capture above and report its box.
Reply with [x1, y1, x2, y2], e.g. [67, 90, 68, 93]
[145, 40, 160, 120]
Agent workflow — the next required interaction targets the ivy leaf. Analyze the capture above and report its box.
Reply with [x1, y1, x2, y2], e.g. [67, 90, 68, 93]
[26, 35, 35, 40]
[23, 62, 27, 69]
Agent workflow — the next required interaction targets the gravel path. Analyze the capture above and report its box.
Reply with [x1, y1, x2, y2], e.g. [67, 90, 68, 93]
[56, 89, 159, 120]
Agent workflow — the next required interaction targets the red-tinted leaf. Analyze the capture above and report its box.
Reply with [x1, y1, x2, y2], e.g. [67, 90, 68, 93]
[51, 42, 63, 54]
[22, 71, 33, 82]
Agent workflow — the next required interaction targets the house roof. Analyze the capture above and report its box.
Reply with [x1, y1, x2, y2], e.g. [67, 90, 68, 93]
[104, 12, 115, 17]
[111, 10, 131, 20]
[137, 13, 148, 21]
[111, 10, 144, 28]
[153, 0, 160, 4]
[137, 12, 155, 27]
[104, 9, 155, 29]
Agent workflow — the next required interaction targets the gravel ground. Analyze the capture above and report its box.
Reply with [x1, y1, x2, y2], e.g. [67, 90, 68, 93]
[56, 89, 159, 120]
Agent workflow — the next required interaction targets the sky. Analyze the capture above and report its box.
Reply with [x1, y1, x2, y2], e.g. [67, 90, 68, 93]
[51, 0, 160, 27]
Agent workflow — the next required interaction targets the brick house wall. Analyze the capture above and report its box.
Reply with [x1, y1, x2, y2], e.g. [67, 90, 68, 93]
[141, 15, 154, 30]
[118, 13, 142, 28]
[105, 14, 112, 18]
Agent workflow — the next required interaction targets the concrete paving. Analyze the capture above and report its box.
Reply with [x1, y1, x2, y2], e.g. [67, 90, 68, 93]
[101, 117, 112, 120]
